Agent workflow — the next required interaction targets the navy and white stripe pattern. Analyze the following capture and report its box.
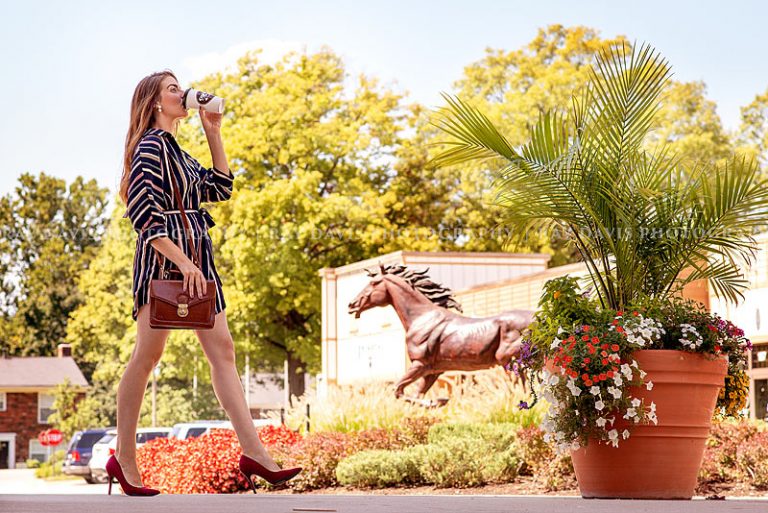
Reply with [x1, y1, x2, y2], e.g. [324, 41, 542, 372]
[124, 127, 234, 321]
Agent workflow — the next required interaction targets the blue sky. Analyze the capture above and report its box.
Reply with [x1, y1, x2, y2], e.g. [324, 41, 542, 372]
[2, 0, 766, 201]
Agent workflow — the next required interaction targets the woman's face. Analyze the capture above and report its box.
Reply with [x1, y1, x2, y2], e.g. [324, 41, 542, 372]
[156, 75, 188, 120]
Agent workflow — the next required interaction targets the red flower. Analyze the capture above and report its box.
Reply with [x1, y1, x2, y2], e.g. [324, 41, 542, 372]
[607, 370, 615, 378]
[592, 336, 600, 344]
[602, 358, 609, 365]
[611, 344, 620, 352]
[616, 326, 625, 334]
[584, 357, 591, 364]
[599, 373, 607, 381]
[582, 335, 590, 341]
[585, 380, 593, 387]
[583, 325, 591, 332]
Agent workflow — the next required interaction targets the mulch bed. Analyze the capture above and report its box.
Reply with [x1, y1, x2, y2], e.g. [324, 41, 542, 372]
[246, 476, 766, 498]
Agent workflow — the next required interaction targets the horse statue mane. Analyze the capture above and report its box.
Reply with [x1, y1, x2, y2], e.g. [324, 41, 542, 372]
[365, 264, 463, 313]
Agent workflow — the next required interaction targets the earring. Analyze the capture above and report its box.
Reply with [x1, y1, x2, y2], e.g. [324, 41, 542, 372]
[156, 103, 162, 113]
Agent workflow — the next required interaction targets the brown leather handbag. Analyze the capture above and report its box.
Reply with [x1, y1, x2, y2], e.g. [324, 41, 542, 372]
[148, 142, 217, 330]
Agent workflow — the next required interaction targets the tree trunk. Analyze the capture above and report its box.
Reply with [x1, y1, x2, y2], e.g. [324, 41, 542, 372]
[286, 352, 305, 406]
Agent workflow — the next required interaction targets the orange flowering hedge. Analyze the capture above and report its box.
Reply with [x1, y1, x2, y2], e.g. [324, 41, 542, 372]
[136, 425, 301, 494]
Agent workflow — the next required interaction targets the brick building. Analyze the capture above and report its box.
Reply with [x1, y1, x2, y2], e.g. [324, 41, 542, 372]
[0, 344, 89, 468]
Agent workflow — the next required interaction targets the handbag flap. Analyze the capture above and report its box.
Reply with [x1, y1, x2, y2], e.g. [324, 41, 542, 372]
[150, 280, 216, 307]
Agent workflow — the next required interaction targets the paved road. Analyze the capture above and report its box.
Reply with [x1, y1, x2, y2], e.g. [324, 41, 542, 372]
[1, 469, 766, 513]
[0, 469, 108, 495]
[2, 494, 767, 513]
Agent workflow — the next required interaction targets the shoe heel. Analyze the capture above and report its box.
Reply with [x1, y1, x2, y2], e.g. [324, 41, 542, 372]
[108, 477, 113, 496]
[239, 470, 258, 494]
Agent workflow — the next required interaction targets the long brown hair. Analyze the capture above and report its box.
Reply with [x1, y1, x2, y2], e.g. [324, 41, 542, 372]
[119, 70, 178, 205]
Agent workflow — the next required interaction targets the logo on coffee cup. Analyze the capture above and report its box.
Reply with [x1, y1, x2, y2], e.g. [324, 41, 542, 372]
[196, 91, 214, 105]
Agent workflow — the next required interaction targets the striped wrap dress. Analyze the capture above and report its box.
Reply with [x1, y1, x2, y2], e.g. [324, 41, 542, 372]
[124, 127, 234, 322]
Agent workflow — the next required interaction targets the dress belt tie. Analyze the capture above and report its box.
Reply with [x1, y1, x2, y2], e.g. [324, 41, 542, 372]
[162, 207, 216, 228]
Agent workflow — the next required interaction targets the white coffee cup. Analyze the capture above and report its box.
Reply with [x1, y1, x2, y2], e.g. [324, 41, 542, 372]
[182, 88, 225, 114]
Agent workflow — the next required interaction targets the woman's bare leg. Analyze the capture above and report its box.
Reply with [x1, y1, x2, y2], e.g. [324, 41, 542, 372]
[195, 310, 280, 471]
[114, 303, 170, 486]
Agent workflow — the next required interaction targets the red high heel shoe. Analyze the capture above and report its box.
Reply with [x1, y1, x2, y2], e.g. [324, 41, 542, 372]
[105, 455, 160, 496]
[239, 454, 302, 492]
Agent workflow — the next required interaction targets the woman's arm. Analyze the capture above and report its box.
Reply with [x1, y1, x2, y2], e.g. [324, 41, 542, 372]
[150, 237, 207, 298]
[201, 110, 231, 177]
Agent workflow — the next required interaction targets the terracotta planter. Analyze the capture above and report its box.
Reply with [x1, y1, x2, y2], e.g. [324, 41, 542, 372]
[570, 349, 727, 499]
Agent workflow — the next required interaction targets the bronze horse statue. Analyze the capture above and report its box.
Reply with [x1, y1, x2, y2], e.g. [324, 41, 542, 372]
[348, 264, 532, 402]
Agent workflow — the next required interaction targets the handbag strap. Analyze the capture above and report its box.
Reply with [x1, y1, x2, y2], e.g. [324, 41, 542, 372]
[156, 139, 203, 276]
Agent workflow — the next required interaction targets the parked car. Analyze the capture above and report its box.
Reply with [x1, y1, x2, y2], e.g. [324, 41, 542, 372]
[88, 427, 172, 482]
[218, 418, 280, 430]
[62, 428, 113, 483]
[169, 420, 227, 440]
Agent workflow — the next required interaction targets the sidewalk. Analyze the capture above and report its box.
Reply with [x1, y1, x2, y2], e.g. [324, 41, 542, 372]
[1, 494, 766, 513]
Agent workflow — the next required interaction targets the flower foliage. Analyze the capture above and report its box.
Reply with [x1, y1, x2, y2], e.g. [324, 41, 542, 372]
[136, 425, 302, 494]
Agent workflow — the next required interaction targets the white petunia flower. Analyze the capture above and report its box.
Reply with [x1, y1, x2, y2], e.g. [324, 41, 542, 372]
[590, 386, 601, 395]
[646, 381, 654, 391]
[596, 417, 607, 428]
[595, 400, 605, 411]
[622, 429, 630, 440]
[566, 379, 582, 397]
[608, 429, 619, 442]
[551, 337, 561, 349]
[613, 375, 623, 387]
[631, 398, 641, 408]
[639, 370, 647, 379]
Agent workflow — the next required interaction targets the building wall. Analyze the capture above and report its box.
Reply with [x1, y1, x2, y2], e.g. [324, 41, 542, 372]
[709, 233, 768, 419]
[0, 391, 85, 466]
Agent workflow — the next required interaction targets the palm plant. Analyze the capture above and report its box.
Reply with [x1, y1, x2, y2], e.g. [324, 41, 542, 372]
[432, 42, 768, 310]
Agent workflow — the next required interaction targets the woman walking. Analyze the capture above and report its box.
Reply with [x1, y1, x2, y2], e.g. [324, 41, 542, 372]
[113, 70, 301, 496]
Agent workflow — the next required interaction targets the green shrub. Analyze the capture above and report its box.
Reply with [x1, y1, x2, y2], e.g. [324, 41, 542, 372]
[275, 425, 430, 491]
[418, 436, 520, 487]
[337, 422, 522, 489]
[336, 446, 426, 488]
[34, 449, 66, 479]
[427, 422, 517, 450]
[25, 459, 40, 469]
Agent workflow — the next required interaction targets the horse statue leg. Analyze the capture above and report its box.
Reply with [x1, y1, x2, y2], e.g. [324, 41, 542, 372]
[394, 361, 429, 399]
[416, 373, 440, 398]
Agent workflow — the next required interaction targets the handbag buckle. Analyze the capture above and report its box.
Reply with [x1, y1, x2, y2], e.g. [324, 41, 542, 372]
[177, 303, 189, 317]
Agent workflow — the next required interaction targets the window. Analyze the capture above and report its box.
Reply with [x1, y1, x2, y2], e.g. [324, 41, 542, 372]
[0, 392, 6, 412]
[28, 439, 48, 463]
[186, 427, 207, 439]
[38, 393, 55, 424]
[137, 431, 169, 444]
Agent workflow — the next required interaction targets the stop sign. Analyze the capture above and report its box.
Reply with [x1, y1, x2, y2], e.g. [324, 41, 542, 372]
[38, 429, 63, 446]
